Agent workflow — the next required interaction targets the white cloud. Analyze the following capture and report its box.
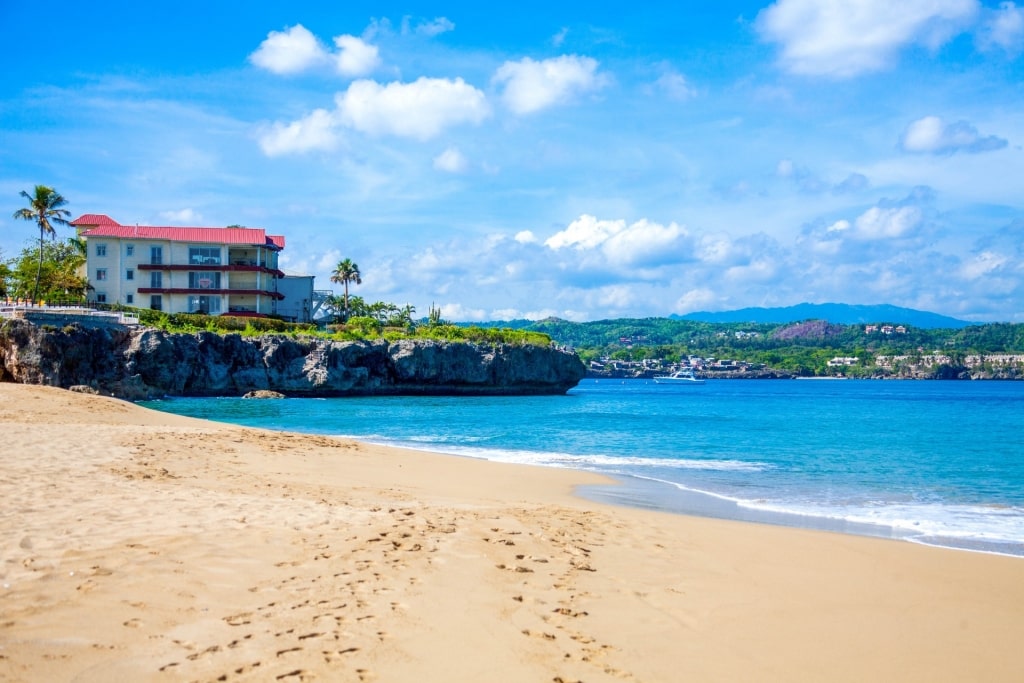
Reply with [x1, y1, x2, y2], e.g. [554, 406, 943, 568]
[979, 2, 1024, 53]
[493, 55, 607, 114]
[542, 215, 692, 271]
[900, 115, 1008, 154]
[673, 288, 717, 314]
[433, 147, 468, 173]
[333, 35, 381, 77]
[258, 108, 339, 156]
[545, 214, 624, 250]
[159, 208, 202, 224]
[514, 230, 538, 244]
[440, 302, 487, 321]
[596, 285, 635, 309]
[756, 0, 979, 77]
[336, 77, 490, 140]
[551, 28, 569, 47]
[603, 219, 690, 267]
[250, 25, 328, 75]
[961, 250, 1009, 279]
[853, 205, 923, 239]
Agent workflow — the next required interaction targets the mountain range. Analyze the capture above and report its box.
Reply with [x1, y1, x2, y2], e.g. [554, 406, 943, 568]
[672, 303, 973, 329]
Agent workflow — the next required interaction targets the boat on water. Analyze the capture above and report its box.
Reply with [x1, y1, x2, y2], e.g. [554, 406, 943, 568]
[652, 369, 705, 385]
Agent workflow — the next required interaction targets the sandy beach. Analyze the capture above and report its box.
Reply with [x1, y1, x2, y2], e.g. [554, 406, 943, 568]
[1, 384, 1022, 682]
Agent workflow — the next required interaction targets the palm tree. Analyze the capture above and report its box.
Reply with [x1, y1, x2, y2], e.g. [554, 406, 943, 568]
[13, 185, 71, 302]
[330, 258, 362, 320]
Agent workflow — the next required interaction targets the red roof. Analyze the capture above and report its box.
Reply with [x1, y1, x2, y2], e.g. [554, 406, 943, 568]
[71, 213, 121, 227]
[71, 214, 284, 250]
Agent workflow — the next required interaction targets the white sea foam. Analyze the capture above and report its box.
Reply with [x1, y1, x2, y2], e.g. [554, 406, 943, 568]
[621, 474, 1024, 555]
[352, 437, 769, 473]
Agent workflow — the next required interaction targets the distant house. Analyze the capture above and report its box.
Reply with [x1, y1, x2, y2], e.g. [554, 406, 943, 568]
[71, 214, 287, 317]
[828, 357, 859, 367]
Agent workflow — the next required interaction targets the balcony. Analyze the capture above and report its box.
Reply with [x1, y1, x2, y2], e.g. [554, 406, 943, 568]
[136, 262, 285, 278]
[137, 287, 284, 300]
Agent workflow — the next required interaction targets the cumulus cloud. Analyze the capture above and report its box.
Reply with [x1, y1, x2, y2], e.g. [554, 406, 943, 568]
[439, 302, 487, 321]
[258, 108, 339, 156]
[545, 215, 624, 250]
[603, 219, 691, 267]
[336, 77, 490, 140]
[333, 35, 381, 77]
[514, 230, 538, 244]
[493, 55, 608, 114]
[433, 147, 468, 173]
[250, 25, 329, 74]
[900, 115, 1008, 154]
[853, 205, 922, 239]
[978, 1, 1024, 52]
[543, 215, 693, 270]
[251, 25, 381, 77]
[674, 288, 717, 314]
[756, 0, 979, 77]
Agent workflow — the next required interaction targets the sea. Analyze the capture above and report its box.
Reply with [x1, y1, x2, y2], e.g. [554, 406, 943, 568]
[139, 378, 1024, 557]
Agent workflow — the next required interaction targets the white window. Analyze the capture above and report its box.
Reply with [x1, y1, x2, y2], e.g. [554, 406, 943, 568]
[95, 244, 107, 257]
[126, 269, 134, 281]
[189, 272, 221, 289]
[126, 244, 134, 257]
[189, 246, 221, 265]
[96, 268, 107, 281]
[189, 295, 222, 314]
[150, 246, 163, 265]
[150, 271, 162, 288]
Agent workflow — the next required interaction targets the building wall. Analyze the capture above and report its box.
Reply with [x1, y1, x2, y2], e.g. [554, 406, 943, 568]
[276, 275, 315, 323]
[85, 237, 283, 316]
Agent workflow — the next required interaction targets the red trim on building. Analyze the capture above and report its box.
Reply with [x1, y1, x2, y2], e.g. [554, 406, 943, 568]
[137, 288, 285, 300]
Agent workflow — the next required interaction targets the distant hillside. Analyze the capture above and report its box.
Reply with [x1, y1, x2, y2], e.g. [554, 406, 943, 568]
[673, 303, 972, 329]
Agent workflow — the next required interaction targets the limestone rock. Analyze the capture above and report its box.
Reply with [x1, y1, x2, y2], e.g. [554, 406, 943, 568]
[243, 390, 286, 399]
[0, 319, 586, 398]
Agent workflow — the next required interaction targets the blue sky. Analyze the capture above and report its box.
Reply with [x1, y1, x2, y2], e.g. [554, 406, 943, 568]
[3, 1, 1023, 322]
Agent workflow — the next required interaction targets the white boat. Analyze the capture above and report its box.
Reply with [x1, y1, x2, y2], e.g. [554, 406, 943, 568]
[652, 370, 705, 384]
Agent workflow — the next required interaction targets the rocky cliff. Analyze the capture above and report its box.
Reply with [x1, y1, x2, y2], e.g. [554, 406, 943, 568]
[0, 319, 586, 399]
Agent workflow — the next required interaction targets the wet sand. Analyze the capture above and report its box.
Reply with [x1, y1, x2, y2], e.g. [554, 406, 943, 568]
[1, 384, 1022, 682]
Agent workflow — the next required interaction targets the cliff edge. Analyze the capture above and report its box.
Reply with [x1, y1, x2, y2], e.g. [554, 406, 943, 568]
[0, 319, 586, 399]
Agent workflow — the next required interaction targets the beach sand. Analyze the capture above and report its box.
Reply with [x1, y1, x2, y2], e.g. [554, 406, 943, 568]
[1, 384, 1022, 682]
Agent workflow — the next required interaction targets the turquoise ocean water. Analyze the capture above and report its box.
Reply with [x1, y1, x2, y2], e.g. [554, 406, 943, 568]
[140, 379, 1024, 557]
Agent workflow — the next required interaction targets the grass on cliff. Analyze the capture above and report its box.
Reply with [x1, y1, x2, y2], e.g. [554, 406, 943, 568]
[133, 309, 553, 347]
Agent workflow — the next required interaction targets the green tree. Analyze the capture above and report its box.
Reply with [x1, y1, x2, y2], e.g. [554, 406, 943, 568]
[12, 185, 71, 302]
[7, 240, 88, 301]
[329, 258, 362, 320]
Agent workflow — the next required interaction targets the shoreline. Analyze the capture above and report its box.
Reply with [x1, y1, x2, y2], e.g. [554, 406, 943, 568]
[576, 473, 1024, 558]
[3, 384, 1024, 682]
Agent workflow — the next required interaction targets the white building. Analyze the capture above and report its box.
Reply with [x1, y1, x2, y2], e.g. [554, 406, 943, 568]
[276, 274, 315, 323]
[71, 214, 286, 317]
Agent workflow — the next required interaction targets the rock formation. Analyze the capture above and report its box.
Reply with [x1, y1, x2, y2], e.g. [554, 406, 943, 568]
[0, 319, 586, 399]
